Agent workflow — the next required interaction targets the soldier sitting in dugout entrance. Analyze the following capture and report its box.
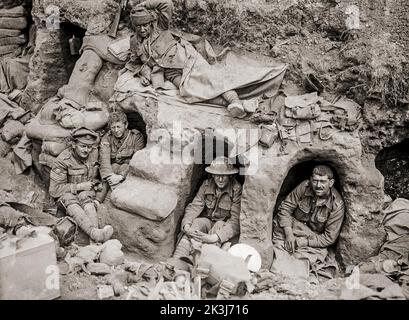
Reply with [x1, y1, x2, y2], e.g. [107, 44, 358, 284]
[171, 156, 243, 262]
[49, 127, 114, 243]
[271, 165, 345, 277]
[98, 111, 145, 202]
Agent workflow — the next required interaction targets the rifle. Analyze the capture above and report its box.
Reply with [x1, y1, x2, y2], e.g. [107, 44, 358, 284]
[108, 0, 129, 38]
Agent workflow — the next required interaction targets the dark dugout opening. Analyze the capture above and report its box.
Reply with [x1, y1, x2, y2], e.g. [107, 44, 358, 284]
[272, 160, 344, 266]
[188, 134, 246, 204]
[174, 134, 246, 243]
[273, 160, 342, 216]
[59, 22, 86, 77]
[375, 139, 409, 200]
[126, 111, 147, 145]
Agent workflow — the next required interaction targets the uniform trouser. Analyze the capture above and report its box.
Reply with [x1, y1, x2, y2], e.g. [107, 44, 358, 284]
[60, 191, 98, 229]
[173, 217, 228, 258]
[99, 163, 129, 203]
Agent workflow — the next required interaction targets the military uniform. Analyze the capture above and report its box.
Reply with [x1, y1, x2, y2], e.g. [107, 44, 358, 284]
[128, 0, 253, 118]
[98, 128, 144, 201]
[173, 176, 242, 259]
[49, 128, 113, 243]
[274, 180, 345, 248]
[181, 178, 242, 243]
[99, 129, 145, 180]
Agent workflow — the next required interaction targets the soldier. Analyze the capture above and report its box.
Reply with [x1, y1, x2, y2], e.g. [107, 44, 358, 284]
[127, 0, 253, 118]
[271, 165, 345, 276]
[49, 127, 114, 243]
[172, 156, 242, 259]
[98, 111, 145, 202]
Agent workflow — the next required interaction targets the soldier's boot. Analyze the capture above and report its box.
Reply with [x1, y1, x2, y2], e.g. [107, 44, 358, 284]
[83, 202, 99, 228]
[222, 90, 246, 119]
[173, 237, 192, 259]
[66, 203, 113, 243]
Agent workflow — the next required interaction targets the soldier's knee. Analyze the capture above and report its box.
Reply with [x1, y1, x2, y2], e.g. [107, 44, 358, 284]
[212, 220, 226, 230]
[191, 217, 212, 231]
[78, 191, 95, 205]
[59, 193, 79, 207]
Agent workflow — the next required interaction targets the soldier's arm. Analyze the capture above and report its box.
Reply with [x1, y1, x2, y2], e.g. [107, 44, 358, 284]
[215, 185, 242, 244]
[49, 158, 75, 199]
[181, 182, 206, 229]
[143, 0, 173, 30]
[277, 182, 304, 229]
[132, 130, 145, 152]
[307, 202, 345, 248]
[99, 135, 114, 180]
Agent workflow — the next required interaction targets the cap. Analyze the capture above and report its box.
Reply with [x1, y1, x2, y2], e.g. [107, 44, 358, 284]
[205, 156, 239, 175]
[71, 127, 99, 145]
[130, 7, 157, 26]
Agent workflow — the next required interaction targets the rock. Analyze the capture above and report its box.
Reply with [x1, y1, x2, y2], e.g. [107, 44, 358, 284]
[99, 202, 174, 262]
[76, 244, 103, 264]
[100, 239, 125, 266]
[97, 285, 114, 300]
[111, 176, 178, 221]
[106, 269, 128, 296]
[86, 262, 111, 276]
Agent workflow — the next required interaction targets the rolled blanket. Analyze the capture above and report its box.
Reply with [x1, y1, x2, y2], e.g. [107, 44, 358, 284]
[0, 16, 27, 30]
[0, 28, 21, 38]
[0, 44, 20, 55]
[0, 35, 26, 46]
[0, 48, 22, 60]
[0, 6, 26, 18]
[0, 1, 24, 10]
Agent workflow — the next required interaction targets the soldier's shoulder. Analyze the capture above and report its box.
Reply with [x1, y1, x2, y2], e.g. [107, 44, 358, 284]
[332, 188, 345, 208]
[101, 132, 112, 143]
[57, 148, 72, 161]
[130, 129, 144, 138]
[232, 178, 243, 192]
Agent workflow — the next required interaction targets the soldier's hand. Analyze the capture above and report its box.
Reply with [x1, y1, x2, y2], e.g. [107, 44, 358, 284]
[107, 174, 124, 186]
[77, 181, 94, 191]
[296, 237, 308, 248]
[201, 233, 219, 244]
[183, 224, 194, 236]
[191, 231, 219, 244]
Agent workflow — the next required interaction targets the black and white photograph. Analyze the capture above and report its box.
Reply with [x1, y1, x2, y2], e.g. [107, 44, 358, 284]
[0, 0, 408, 305]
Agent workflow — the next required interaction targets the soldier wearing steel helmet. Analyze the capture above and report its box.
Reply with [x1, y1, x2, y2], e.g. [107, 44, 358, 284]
[172, 156, 242, 259]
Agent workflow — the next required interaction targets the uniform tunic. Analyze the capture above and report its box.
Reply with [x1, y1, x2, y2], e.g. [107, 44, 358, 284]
[99, 129, 144, 179]
[276, 180, 345, 248]
[181, 178, 242, 243]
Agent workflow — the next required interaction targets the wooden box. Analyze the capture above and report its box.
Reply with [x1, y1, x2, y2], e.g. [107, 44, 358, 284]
[0, 232, 61, 300]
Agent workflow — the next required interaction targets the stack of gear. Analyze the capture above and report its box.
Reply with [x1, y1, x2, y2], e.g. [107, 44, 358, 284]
[256, 92, 362, 150]
[0, 2, 27, 60]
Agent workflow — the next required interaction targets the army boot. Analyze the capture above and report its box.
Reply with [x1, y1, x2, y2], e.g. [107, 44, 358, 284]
[222, 90, 246, 119]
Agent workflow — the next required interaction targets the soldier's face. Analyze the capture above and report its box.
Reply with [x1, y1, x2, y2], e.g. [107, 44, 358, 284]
[136, 22, 154, 39]
[213, 174, 230, 190]
[310, 174, 334, 197]
[73, 142, 94, 159]
[111, 121, 127, 139]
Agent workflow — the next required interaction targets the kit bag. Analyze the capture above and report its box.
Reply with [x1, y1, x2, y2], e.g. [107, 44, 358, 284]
[285, 92, 321, 120]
